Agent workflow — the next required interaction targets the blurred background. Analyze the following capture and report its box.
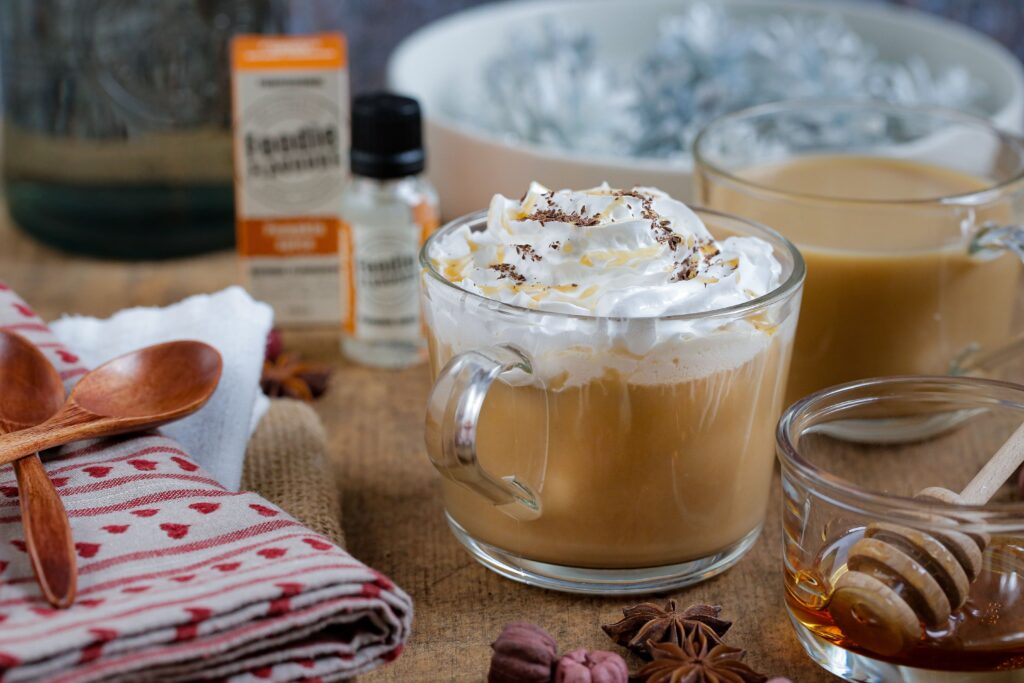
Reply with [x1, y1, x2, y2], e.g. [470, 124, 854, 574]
[3, 0, 1022, 258]
[329, 0, 1024, 92]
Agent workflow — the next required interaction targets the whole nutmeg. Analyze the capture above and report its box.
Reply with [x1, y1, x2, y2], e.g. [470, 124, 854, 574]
[555, 648, 628, 683]
[488, 622, 558, 683]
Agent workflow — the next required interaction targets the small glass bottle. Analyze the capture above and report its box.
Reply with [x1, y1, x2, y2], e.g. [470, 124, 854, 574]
[339, 93, 439, 368]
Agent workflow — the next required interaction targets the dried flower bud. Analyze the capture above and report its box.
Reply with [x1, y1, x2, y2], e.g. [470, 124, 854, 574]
[555, 649, 628, 683]
[767, 679, 794, 683]
[265, 328, 283, 362]
[488, 622, 558, 683]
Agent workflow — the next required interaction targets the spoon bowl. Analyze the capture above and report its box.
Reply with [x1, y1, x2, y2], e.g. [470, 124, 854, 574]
[0, 340, 222, 466]
[72, 341, 222, 419]
[0, 332, 66, 426]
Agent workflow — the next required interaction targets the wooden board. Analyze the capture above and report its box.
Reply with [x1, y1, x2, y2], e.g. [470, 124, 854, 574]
[0, 213, 836, 681]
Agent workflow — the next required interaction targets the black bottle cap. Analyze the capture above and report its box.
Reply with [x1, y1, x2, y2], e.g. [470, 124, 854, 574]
[350, 92, 425, 179]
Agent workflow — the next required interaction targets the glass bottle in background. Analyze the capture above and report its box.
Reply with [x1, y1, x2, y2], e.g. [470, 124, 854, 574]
[0, 0, 288, 259]
[339, 93, 439, 368]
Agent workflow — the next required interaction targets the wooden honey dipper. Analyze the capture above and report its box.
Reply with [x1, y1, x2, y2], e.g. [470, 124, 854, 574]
[827, 421, 1024, 657]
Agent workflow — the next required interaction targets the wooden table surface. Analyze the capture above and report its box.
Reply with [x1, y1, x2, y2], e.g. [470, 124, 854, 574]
[0, 211, 836, 682]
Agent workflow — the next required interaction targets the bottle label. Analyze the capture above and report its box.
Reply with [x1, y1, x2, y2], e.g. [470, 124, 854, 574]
[340, 200, 439, 340]
[239, 216, 343, 324]
[231, 34, 349, 326]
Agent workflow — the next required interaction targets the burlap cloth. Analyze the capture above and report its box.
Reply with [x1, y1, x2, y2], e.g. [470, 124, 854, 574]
[242, 398, 344, 547]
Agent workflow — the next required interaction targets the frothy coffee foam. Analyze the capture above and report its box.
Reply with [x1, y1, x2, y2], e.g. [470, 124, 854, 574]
[424, 183, 788, 385]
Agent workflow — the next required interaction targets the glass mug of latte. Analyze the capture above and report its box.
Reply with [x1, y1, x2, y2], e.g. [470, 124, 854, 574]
[694, 101, 1024, 403]
[420, 185, 804, 593]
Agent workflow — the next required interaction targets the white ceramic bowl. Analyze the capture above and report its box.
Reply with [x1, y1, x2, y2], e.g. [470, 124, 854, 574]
[388, 0, 1024, 218]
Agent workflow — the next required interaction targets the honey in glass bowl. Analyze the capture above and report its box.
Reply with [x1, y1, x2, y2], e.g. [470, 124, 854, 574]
[777, 376, 1024, 681]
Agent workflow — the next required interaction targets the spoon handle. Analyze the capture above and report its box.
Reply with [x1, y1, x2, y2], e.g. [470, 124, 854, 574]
[0, 406, 98, 466]
[15, 454, 77, 607]
[0, 429, 63, 465]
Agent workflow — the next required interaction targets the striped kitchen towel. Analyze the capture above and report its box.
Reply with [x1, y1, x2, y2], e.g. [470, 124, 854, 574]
[0, 282, 412, 683]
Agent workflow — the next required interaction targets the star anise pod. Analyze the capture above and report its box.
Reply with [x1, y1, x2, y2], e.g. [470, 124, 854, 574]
[633, 630, 767, 683]
[260, 352, 331, 401]
[603, 601, 731, 657]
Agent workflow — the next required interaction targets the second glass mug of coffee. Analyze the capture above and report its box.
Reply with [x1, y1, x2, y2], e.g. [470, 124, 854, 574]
[694, 101, 1024, 404]
[420, 208, 804, 594]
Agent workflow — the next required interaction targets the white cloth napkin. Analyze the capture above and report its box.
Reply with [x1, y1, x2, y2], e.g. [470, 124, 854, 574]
[50, 286, 273, 490]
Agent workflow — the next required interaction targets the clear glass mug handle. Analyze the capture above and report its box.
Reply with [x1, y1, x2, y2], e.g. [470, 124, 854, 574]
[953, 223, 1024, 375]
[424, 344, 542, 520]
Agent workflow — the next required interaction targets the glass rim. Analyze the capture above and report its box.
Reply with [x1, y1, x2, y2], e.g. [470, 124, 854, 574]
[419, 206, 806, 324]
[776, 375, 1024, 524]
[693, 99, 1024, 208]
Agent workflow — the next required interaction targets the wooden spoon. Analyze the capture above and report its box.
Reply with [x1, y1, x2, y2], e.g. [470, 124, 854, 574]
[828, 421, 1024, 657]
[0, 341, 222, 467]
[0, 331, 76, 608]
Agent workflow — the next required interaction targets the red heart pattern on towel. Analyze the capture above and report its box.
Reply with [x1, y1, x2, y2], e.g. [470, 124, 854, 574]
[56, 350, 79, 364]
[75, 543, 101, 559]
[159, 523, 190, 540]
[171, 456, 199, 472]
[248, 504, 279, 518]
[303, 538, 331, 551]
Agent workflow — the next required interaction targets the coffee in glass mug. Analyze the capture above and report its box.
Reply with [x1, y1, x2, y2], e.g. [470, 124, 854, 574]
[420, 184, 804, 593]
[694, 102, 1024, 403]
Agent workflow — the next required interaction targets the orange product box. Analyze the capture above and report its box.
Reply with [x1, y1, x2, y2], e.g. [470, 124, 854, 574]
[231, 34, 349, 326]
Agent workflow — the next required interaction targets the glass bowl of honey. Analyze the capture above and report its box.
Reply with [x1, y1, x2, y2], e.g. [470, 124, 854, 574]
[777, 376, 1024, 682]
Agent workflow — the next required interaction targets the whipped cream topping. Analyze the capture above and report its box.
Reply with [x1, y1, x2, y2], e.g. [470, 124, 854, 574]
[430, 183, 781, 317]
[423, 183, 796, 386]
